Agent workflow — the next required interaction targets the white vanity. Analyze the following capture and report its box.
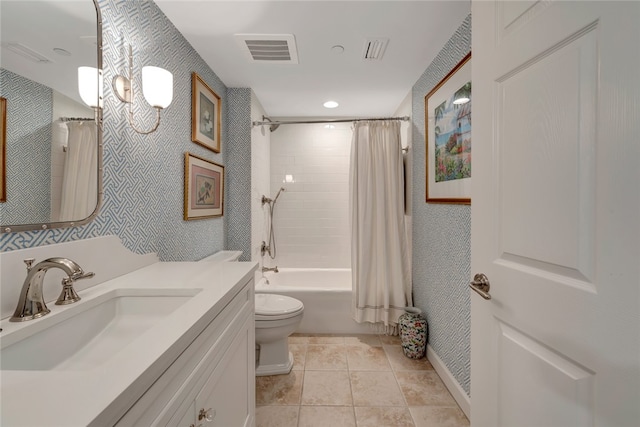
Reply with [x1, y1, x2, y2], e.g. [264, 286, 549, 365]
[0, 237, 257, 426]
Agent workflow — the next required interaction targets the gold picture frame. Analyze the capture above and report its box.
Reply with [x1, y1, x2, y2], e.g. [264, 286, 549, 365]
[184, 152, 224, 220]
[1, 97, 6, 203]
[191, 72, 221, 153]
[425, 53, 472, 204]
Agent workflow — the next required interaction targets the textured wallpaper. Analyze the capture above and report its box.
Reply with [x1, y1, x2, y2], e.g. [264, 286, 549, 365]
[411, 15, 472, 396]
[0, 0, 249, 262]
[0, 69, 52, 225]
[225, 88, 252, 261]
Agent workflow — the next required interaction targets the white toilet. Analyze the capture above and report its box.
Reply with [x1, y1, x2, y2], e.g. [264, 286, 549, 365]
[255, 293, 304, 376]
[198, 250, 304, 376]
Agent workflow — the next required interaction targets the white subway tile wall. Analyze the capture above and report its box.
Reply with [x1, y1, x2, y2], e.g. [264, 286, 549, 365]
[269, 123, 352, 268]
[251, 92, 271, 265]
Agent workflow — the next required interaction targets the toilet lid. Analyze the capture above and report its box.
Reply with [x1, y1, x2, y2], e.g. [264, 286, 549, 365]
[255, 294, 304, 318]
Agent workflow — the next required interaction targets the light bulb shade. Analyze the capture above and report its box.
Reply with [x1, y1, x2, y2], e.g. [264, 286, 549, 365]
[142, 66, 173, 108]
[78, 66, 103, 108]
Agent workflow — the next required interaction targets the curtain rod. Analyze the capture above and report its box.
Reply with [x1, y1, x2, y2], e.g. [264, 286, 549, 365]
[252, 115, 410, 128]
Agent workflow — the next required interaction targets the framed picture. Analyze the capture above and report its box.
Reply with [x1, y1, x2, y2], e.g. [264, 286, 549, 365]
[184, 152, 224, 220]
[191, 72, 221, 153]
[1, 97, 6, 203]
[425, 53, 471, 204]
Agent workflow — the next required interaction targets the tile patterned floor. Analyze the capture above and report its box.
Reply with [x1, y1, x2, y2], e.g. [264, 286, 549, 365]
[256, 334, 470, 427]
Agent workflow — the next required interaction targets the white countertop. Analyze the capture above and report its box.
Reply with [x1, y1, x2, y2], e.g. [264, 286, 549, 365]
[0, 260, 258, 427]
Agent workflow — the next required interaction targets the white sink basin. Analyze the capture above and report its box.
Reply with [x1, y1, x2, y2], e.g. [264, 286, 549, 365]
[1, 288, 200, 371]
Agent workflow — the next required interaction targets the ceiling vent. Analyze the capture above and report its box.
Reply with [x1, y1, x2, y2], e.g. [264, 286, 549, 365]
[3, 42, 52, 63]
[235, 34, 299, 64]
[362, 37, 389, 61]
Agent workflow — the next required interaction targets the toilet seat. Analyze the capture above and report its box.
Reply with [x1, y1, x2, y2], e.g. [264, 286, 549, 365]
[255, 294, 304, 321]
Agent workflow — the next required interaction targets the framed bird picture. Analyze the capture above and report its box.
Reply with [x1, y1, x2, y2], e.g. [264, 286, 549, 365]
[184, 152, 224, 220]
[191, 72, 221, 153]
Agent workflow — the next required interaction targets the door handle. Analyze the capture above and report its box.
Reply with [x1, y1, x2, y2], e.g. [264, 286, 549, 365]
[470, 273, 491, 300]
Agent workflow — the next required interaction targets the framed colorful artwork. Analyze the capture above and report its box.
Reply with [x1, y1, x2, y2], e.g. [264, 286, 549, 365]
[425, 53, 471, 204]
[184, 152, 224, 220]
[191, 72, 221, 153]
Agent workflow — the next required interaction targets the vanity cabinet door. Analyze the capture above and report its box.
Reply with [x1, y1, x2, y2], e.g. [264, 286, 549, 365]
[175, 401, 196, 427]
[194, 315, 254, 427]
[114, 281, 254, 427]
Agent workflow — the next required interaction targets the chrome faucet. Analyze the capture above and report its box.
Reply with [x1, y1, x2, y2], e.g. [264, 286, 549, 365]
[261, 266, 279, 273]
[10, 257, 95, 322]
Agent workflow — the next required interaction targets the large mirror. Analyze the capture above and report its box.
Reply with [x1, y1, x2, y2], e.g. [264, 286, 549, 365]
[0, 0, 102, 233]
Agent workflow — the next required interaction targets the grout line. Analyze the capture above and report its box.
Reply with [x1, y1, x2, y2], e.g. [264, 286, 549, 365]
[268, 334, 427, 426]
[345, 341, 356, 411]
[259, 334, 467, 426]
[296, 370, 304, 427]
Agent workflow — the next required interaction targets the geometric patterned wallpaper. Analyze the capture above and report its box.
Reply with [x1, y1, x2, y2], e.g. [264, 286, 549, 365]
[0, 0, 251, 262]
[411, 14, 472, 396]
[225, 88, 252, 262]
[0, 69, 53, 225]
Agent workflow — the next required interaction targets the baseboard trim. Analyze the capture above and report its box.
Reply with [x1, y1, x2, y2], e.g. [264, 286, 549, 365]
[426, 344, 471, 419]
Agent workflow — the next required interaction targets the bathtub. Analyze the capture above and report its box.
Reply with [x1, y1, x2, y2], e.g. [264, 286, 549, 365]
[255, 268, 373, 335]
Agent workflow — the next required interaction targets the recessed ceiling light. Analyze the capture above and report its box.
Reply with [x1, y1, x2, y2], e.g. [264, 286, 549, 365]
[331, 45, 344, 54]
[323, 101, 339, 109]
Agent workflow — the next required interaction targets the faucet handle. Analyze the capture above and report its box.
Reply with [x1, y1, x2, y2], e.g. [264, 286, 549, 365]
[56, 277, 81, 305]
[72, 271, 95, 281]
[55, 271, 93, 305]
[23, 258, 35, 271]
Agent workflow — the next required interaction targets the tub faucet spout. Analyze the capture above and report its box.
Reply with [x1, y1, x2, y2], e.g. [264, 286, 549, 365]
[10, 257, 95, 322]
[262, 266, 279, 273]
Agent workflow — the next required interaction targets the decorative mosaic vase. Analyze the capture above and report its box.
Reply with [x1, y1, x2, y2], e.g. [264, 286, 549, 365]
[398, 307, 428, 359]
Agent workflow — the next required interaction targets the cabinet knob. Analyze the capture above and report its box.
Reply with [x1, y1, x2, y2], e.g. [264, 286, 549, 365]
[198, 407, 215, 422]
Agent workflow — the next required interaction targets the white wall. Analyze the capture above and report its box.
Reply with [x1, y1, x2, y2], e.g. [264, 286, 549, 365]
[268, 121, 352, 268]
[250, 91, 270, 268]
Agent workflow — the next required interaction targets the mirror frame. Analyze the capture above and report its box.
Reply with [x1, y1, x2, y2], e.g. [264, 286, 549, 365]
[1, 0, 103, 234]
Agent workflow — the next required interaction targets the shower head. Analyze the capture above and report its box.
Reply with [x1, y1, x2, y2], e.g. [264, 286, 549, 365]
[273, 187, 285, 203]
[262, 187, 285, 206]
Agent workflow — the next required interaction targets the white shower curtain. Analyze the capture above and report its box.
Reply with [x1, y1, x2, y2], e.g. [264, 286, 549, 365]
[59, 121, 98, 221]
[350, 120, 412, 334]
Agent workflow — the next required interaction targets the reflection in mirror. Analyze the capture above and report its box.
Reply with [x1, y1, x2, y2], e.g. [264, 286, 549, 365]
[0, 0, 102, 233]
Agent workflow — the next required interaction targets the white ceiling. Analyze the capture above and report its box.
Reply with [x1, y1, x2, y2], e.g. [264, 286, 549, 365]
[154, 0, 470, 118]
[1, 0, 97, 105]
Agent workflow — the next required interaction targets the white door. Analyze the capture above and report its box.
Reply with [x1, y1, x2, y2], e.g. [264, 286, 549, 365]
[471, 1, 640, 426]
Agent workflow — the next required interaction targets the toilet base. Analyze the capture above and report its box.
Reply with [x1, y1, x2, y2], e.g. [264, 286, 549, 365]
[256, 351, 294, 376]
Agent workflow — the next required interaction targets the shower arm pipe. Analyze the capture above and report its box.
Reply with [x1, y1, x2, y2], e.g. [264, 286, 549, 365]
[251, 115, 410, 128]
